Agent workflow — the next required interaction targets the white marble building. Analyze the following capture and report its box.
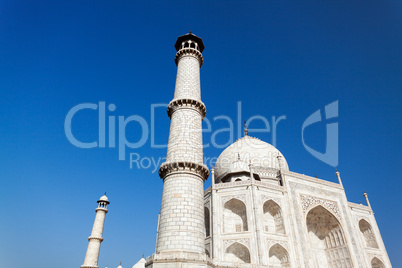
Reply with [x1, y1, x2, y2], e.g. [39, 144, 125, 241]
[203, 135, 391, 267]
[81, 33, 392, 268]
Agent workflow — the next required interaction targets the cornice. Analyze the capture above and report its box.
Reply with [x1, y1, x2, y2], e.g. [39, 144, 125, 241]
[175, 47, 203, 66]
[159, 161, 209, 181]
[167, 98, 206, 118]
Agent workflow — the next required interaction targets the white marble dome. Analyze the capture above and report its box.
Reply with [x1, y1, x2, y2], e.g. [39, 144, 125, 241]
[214, 135, 289, 182]
[99, 194, 109, 202]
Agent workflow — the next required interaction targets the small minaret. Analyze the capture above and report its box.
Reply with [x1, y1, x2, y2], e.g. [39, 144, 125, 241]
[363, 191, 372, 209]
[155, 33, 209, 262]
[81, 194, 109, 268]
[335, 169, 343, 187]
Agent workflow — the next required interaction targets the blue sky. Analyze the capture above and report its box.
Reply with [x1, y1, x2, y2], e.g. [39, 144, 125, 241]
[0, 1, 401, 267]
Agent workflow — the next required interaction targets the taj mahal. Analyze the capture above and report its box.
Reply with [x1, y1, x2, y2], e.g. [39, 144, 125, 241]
[79, 33, 392, 268]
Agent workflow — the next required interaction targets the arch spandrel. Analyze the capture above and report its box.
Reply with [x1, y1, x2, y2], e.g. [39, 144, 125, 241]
[300, 194, 341, 221]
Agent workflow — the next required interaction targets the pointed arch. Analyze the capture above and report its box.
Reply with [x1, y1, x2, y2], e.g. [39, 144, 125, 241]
[263, 200, 285, 234]
[204, 207, 210, 237]
[223, 198, 248, 233]
[225, 242, 251, 264]
[359, 219, 379, 248]
[306, 205, 352, 267]
[371, 257, 385, 268]
[269, 243, 290, 267]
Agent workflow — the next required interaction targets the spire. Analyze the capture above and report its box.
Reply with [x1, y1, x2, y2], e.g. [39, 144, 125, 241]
[248, 161, 254, 182]
[244, 121, 248, 136]
[363, 190, 372, 209]
[335, 169, 343, 187]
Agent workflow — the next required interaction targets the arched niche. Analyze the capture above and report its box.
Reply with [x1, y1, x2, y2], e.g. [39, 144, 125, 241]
[269, 243, 290, 267]
[225, 242, 251, 264]
[263, 200, 285, 234]
[371, 257, 385, 268]
[359, 219, 379, 248]
[223, 198, 248, 233]
[306, 205, 352, 267]
[204, 207, 210, 237]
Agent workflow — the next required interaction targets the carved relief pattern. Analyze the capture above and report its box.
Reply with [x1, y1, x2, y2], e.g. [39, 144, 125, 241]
[266, 239, 289, 251]
[261, 195, 281, 205]
[222, 194, 246, 204]
[215, 180, 249, 189]
[288, 182, 363, 267]
[300, 194, 340, 220]
[357, 215, 370, 224]
[253, 166, 280, 178]
[223, 238, 250, 249]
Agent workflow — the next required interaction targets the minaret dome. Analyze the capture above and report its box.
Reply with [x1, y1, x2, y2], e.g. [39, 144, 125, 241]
[174, 32, 205, 52]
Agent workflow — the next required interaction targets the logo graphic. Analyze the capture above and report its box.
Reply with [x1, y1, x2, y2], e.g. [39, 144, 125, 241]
[302, 101, 339, 167]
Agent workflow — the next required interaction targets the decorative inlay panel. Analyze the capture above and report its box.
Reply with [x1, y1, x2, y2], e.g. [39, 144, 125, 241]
[357, 215, 370, 224]
[222, 194, 246, 204]
[261, 195, 281, 205]
[289, 181, 364, 266]
[300, 194, 341, 220]
[223, 238, 250, 249]
[266, 239, 289, 251]
[253, 166, 280, 178]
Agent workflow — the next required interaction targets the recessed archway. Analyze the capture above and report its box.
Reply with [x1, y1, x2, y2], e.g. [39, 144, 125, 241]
[371, 257, 385, 268]
[359, 219, 379, 248]
[223, 198, 248, 233]
[225, 242, 251, 264]
[263, 200, 285, 234]
[269, 243, 290, 267]
[306, 205, 352, 267]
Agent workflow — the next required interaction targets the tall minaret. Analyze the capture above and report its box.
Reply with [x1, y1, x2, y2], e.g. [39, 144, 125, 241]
[153, 33, 209, 265]
[81, 194, 109, 268]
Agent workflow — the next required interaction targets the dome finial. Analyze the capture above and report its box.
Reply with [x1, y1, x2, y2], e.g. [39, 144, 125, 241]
[244, 121, 248, 136]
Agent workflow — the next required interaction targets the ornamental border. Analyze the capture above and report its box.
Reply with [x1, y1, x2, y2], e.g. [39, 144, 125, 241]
[159, 161, 209, 181]
[175, 47, 204, 66]
[167, 98, 206, 118]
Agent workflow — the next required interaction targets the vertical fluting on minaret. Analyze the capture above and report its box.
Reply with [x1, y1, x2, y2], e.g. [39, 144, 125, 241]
[81, 194, 109, 268]
[156, 33, 209, 256]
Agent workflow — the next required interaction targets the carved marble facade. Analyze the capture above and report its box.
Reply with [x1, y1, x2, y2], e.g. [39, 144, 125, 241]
[202, 136, 392, 268]
[141, 33, 392, 268]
